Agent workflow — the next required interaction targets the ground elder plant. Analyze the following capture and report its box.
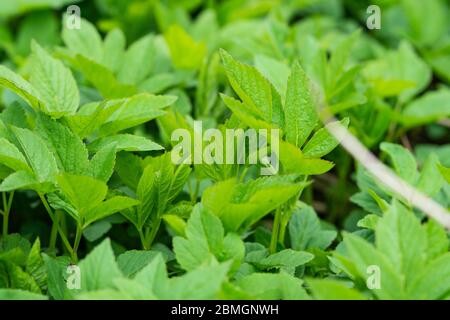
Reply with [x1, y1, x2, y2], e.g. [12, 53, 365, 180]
[0, 0, 449, 301]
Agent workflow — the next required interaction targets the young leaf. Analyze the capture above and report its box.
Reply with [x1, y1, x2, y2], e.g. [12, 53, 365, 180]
[220, 49, 284, 128]
[302, 118, 349, 158]
[29, 42, 80, 118]
[284, 62, 317, 148]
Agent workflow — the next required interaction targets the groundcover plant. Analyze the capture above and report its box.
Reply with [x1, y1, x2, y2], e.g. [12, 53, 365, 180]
[0, 0, 449, 300]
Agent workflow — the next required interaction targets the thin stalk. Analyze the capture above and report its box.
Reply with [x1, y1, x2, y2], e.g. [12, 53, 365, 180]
[138, 228, 149, 250]
[38, 193, 74, 259]
[2, 192, 14, 236]
[279, 215, 289, 247]
[145, 218, 161, 249]
[48, 210, 60, 251]
[2, 193, 8, 236]
[72, 224, 83, 262]
[269, 207, 282, 254]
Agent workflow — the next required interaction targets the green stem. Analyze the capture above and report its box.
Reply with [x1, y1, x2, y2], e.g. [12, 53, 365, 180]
[145, 218, 161, 249]
[279, 216, 289, 246]
[72, 224, 83, 262]
[2, 193, 8, 236]
[38, 193, 74, 259]
[138, 228, 149, 250]
[270, 207, 282, 254]
[2, 192, 14, 237]
[48, 211, 60, 252]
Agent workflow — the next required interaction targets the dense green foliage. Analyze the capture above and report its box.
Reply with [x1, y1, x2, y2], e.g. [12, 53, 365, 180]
[0, 0, 449, 300]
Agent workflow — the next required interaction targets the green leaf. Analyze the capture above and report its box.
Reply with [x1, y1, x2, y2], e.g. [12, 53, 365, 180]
[289, 206, 337, 250]
[79, 238, 122, 291]
[56, 173, 107, 219]
[83, 220, 112, 242]
[307, 279, 366, 300]
[342, 232, 405, 299]
[0, 65, 41, 110]
[258, 249, 313, 270]
[425, 219, 449, 260]
[25, 238, 46, 292]
[0, 289, 47, 300]
[438, 164, 450, 183]
[117, 250, 160, 277]
[64, 100, 124, 139]
[87, 143, 117, 182]
[416, 153, 444, 196]
[0, 170, 39, 192]
[375, 202, 426, 285]
[12, 127, 58, 183]
[173, 205, 226, 271]
[363, 41, 431, 103]
[62, 17, 103, 63]
[29, 42, 79, 118]
[202, 177, 305, 232]
[380, 142, 418, 184]
[74, 55, 137, 99]
[302, 118, 349, 158]
[357, 214, 380, 230]
[408, 253, 450, 299]
[164, 25, 206, 70]
[401, 0, 447, 48]
[88, 134, 163, 153]
[220, 49, 284, 128]
[237, 273, 309, 300]
[284, 62, 317, 148]
[220, 94, 275, 130]
[0, 137, 30, 172]
[36, 114, 89, 175]
[117, 35, 155, 84]
[402, 89, 450, 127]
[84, 196, 140, 227]
[279, 140, 334, 175]
[254, 54, 290, 99]
[99, 93, 174, 136]
[102, 28, 126, 73]
[167, 261, 230, 299]
[42, 254, 70, 300]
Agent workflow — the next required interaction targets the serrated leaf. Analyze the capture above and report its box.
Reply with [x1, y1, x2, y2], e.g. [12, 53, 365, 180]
[380, 142, 418, 184]
[87, 143, 116, 182]
[36, 113, 89, 175]
[29, 42, 79, 118]
[284, 62, 317, 147]
[302, 118, 349, 158]
[0, 138, 30, 172]
[289, 206, 337, 250]
[79, 238, 122, 291]
[0, 65, 41, 110]
[220, 50, 284, 128]
[12, 127, 58, 183]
